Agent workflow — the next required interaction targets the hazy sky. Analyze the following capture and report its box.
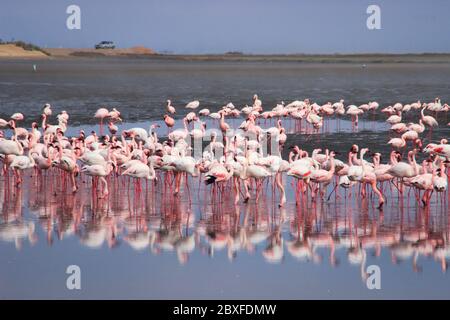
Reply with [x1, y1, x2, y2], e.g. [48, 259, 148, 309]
[1, 0, 449, 54]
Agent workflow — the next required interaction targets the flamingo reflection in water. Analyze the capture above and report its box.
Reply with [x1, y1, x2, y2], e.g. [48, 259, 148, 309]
[0, 174, 447, 282]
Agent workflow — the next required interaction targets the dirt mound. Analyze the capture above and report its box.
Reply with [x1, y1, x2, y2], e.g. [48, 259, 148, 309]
[128, 46, 155, 55]
[46, 46, 157, 58]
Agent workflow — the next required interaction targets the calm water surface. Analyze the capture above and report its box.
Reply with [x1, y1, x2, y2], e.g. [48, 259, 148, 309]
[0, 59, 449, 299]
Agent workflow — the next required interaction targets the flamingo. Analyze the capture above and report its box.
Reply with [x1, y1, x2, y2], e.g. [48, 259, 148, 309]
[386, 111, 402, 125]
[122, 161, 156, 181]
[357, 148, 385, 208]
[431, 140, 450, 159]
[209, 112, 221, 121]
[108, 121, 118, 135]
[402, 104, 412, 113]
[10, 151, 35, 185]
[185, 112, 197, 123]
[388, 136, 406, 149]
[31, 148, 53, 173]
[410, 101, 422, 110]
[387, 150, 419, 188]
[185, 100, 200, 109]
[168, 118, 188, 142]
[219, 111, 230, 134]
[199, 108, 210, 116]
[369, 101, 379, 110]
[58, 110, 69, 123]
[252, 94, 262, 110]
[433, 161, 448, 192]
[346, 105, 363, 127]
[42, 103, 52, 116]
[407, 120, 425, 134]
[108, 108, 122, 122]
[52, 146, 79, 193]
[170, 153, 200, 195]
[0, 137, 24, 156]
[10, 113, 24, 122]
[421, 106, 438, 128]
[372, 151, 398, 182]
[81, 160, 115, 198]
[164, 114, 175, 131]
[390, 123, 408, 134]
[306, 110, 323, 131]
[94, 107, 109, 135]
[204, 163, 234, 195]
[310, 150, 336, 198]
[166, 100, 176, 114]
[401, 130, 419, 142]
[241, 159, 272, 204]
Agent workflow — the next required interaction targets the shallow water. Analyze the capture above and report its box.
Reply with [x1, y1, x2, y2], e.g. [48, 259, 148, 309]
[0, 59, 449, 299]
[1, 59, 450, 125]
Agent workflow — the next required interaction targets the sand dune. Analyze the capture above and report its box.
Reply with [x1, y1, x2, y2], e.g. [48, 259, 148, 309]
[0, 44, 48, 58]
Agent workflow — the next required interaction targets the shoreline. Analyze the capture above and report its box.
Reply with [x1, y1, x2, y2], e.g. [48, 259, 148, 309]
[2, 46, 450, 63]
[144, 53, 450, 63]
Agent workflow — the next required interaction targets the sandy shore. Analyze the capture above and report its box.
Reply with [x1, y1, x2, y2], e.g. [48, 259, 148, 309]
[46, 46, 156, 58]
[0, 44, 49, 58]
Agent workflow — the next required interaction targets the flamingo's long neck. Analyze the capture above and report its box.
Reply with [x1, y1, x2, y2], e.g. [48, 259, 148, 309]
[373, 155, 379, 168]
[348, 151, 353, 166]
[224, 136, 229, 161]
[42, 116, 46, 131]
[10, 120, 18, 139]
[360, 150, 367, 175]
[148, 161, 156, 179]
[412, 153, 418, 174]
[389, 152, 398, 165]
[27, 149, 35, 166]
[408, 152, 418, 175]
[17, 138, 23, 155]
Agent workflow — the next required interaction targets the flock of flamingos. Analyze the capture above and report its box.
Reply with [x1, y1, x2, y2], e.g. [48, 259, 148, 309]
[0, 94, 449, 210]
[0, 94, 449, 274]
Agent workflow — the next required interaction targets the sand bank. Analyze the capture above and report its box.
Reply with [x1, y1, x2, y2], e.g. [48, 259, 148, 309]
[0, 44, 49, 58]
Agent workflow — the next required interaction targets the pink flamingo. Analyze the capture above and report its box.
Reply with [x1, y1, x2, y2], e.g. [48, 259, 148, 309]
[94, 107, 109, 135]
